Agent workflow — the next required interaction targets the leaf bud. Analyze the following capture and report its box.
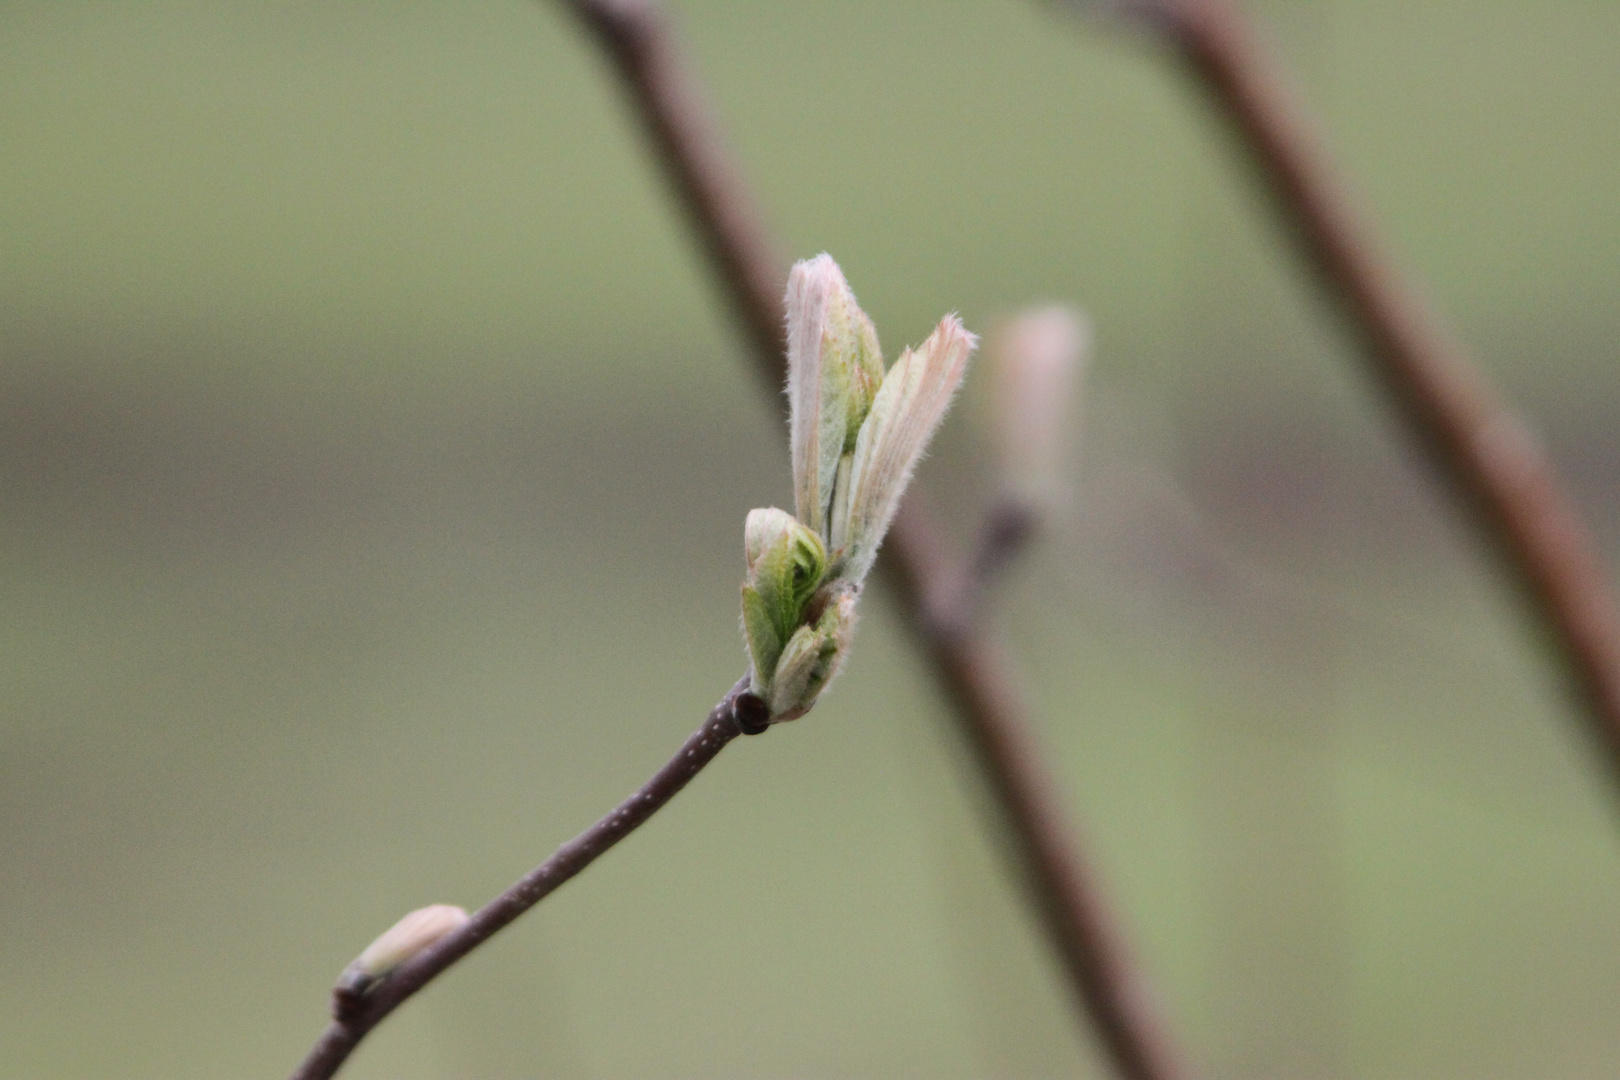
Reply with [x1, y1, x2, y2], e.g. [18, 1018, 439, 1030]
[786, 254, 886, 535]
[335, 904, 469, 1000]
[741, 508, 827, 697]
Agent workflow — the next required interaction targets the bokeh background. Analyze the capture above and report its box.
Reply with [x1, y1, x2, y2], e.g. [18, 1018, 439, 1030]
[4, 2, 1620, 1077]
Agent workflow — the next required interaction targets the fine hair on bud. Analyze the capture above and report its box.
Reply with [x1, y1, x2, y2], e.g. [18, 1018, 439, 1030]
[835, 315, 976, 584]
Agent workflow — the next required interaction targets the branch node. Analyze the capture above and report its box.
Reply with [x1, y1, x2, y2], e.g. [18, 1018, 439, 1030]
[329, 982, 366, 1024]
[732, 692, 771, 735]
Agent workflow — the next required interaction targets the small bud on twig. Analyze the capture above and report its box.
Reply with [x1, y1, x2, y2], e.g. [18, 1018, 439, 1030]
[333, 904, 469, 1016]
[988, 305, 1090, 518]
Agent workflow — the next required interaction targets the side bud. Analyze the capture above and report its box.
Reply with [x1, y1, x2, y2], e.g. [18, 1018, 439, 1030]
[741, 508, 827, 698]
[989, 305, 1090, 515]
[767, 583, 858, 721]
[335, 904, 469, 1004]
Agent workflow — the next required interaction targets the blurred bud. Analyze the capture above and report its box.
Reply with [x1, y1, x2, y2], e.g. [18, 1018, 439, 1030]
[741, 508, 827, 698]
[988, 305, 1090, 514]
[336, 904, 468, 997]
[786, 254, 885, 536]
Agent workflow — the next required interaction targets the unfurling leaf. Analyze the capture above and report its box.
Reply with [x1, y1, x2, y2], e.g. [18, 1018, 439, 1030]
[834, 315, 975, 584]
[786, 254, 885, 535]
[741, 507, 826, 696]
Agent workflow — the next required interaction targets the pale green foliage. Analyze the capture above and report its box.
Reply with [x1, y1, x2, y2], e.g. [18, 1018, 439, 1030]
[742, 255, 974, 722]
[767, 585, 857, 720]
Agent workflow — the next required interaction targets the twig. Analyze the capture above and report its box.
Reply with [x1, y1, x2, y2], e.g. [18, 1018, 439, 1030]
[563, 3, 1193, 1079]
[288, 675, 759, 1080]
[884, 499, 1193, 1080]
[568, 0, 785, 393]
[949, 498, 1042, 631]
[1156, 0, 1620, 789]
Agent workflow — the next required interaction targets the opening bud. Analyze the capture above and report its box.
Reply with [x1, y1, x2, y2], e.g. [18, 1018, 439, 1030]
[745, 254, 973, 723]
[786, 254, 885, 536]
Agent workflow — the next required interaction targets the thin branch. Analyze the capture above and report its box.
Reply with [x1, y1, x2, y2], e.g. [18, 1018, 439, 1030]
[883, 499, 1193, 1080]
[1155, 0, 1620, 789]
[568, 0, 785, 392]
[562, 2, 1193, 1079]
[288, 675, 758, 1080]
[949, 498, 1042, 631]
[916, 485, 1187, 1080]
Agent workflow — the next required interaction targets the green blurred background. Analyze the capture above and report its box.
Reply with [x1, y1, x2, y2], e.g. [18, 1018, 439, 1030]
[3, 2, 1619, 1077]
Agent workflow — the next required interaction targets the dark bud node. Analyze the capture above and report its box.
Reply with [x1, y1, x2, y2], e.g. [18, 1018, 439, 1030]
[733, 693, 770, 735]
[331, 976, 370, 1023]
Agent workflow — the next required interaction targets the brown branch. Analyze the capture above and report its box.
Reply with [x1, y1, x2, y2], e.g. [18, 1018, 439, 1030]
[950, 498, 1042, 630]
[288, 675, 759, 1080]
[562, 3, 1193, 1079]
[1157, 0, 1620, 788]
[568, 0, 785, 394]
[883, 500, 1192, 1080]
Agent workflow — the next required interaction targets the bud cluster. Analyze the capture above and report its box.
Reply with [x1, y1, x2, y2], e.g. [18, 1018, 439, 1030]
[741, 255, 974, 722]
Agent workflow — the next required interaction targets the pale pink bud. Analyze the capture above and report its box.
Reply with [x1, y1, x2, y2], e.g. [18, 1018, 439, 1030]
[834, 314, 976, 583]
[338, 904, 469, 995]
[785, 254, 884, 535]
[989, 305, 1090, 510]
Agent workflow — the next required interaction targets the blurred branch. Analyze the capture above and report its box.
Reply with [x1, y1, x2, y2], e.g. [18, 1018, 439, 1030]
[949, 498, 1042, 630]
[288, 675, 758, 1080]
[567, 0, 784, 397]
[881, 501, 1190, 1080]
[1144, 0, 1620, 791]
[562, 3, 1192, 1080]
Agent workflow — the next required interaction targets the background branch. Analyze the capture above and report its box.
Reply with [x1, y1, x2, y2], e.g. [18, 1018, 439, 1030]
[565, 3, 1192, 1079]
[883, 501, 1192, 1080]
[1157, 0, 1620, 790]
[289, 675, 756, 1080]
[950, 498, 1042, 631]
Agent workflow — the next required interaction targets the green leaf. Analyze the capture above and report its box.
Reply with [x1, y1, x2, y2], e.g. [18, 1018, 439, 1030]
[741, 583, 783, 697]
